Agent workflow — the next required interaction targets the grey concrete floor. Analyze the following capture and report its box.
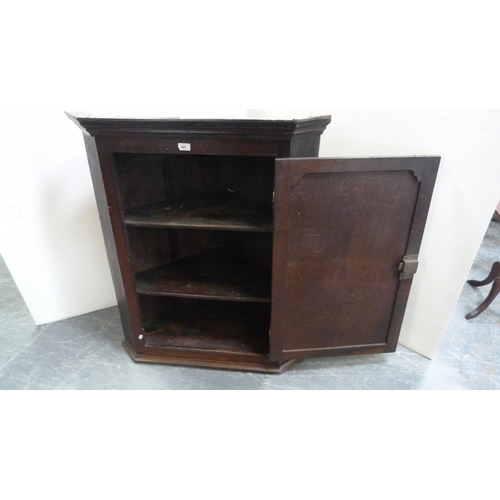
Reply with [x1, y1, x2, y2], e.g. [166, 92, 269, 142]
[1, 221, 499, 390]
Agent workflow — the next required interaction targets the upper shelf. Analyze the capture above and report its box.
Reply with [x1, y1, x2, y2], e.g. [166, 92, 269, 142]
[124, 190, 273, 232]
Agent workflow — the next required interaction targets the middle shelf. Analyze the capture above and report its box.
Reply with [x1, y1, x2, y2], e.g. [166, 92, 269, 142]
[135, 247, 272, 302]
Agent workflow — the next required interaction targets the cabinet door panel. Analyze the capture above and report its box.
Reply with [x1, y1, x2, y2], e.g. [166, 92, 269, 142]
[271, 157, 439, 361]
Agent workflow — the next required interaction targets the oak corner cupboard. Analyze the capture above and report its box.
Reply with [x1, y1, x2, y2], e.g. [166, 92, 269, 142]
[67, 112, 440, 373]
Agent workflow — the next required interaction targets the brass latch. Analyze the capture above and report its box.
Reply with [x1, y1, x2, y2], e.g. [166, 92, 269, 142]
[399, 255, 419, 280]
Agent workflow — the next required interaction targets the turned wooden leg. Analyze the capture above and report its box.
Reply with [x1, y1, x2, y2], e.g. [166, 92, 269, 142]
[467, 261, 500, 287]
[465, 277, 500, 320]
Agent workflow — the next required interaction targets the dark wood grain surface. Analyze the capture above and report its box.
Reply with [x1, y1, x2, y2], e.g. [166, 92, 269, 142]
[144, 300, 270, 355]
[135, 247, 271, 302]
[124, 190, 273, 232]
[271, 157, 440, 361]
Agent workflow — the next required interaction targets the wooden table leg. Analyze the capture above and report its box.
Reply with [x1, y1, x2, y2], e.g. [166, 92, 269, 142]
[465, 278, 500, 320]
[467, 261, 500, 288]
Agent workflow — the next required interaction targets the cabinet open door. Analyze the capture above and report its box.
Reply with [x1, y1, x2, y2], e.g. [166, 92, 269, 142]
[270, 157, 440, 362]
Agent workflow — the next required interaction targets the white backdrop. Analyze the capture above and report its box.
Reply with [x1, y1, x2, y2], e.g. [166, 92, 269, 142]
[249, 109, 500, 358]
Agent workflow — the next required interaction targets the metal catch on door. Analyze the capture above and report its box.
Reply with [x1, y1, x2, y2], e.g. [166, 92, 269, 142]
[399, 255, 419, 280]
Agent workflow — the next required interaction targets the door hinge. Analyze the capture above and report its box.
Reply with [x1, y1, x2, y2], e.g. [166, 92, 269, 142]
[399, 255, 419, 280]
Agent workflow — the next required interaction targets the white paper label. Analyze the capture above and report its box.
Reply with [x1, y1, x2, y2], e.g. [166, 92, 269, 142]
[178, 143, 191, 151]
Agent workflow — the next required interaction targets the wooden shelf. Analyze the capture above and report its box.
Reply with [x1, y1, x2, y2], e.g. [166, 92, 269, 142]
[144, 300, 270, 355]
[124, 190, 273, 232]
[135, 248, 271, 302]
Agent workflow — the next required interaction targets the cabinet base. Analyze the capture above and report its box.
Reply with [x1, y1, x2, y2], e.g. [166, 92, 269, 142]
[122, 341, 298, 374]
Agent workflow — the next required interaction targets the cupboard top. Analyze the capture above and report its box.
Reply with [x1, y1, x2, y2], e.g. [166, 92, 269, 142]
[65, 113, 332, 139]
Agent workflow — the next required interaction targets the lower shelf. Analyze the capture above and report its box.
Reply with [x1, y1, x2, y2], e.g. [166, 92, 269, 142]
[142, 299, 271, 355]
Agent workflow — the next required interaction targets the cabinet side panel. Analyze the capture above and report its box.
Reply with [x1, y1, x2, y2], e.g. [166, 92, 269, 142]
[83, 136, 142, 349]
[289, 132, 323, 158]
